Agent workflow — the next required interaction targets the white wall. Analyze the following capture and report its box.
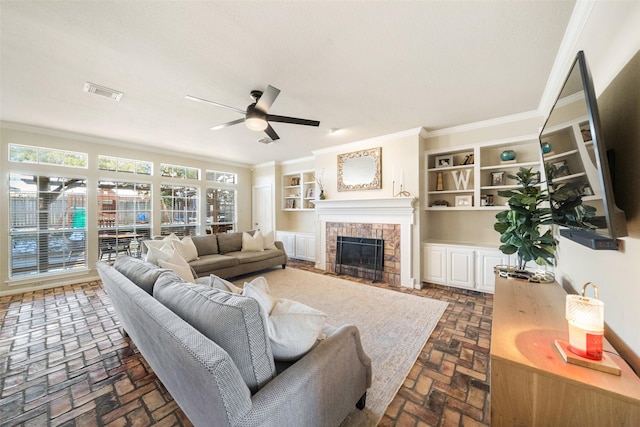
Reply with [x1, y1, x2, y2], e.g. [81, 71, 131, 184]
[0, 124, 253, 295]
[553, 1, 640, 361]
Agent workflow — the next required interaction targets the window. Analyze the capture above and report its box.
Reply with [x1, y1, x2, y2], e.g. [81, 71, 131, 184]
[160, 184, 199, 237]
[9, 173, 87, 278]
[206, 188, 236, 233]
[160, 163, 200, 180]
[9, 144, 87, 168]
[205, 170, 237, 184]
[97, 181, 152, 260]
[98, 155, 152, 175]
[205, 169, 237, 233]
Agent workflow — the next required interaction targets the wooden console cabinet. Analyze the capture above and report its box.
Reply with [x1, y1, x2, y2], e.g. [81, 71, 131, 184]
[490, 276, 640, 426]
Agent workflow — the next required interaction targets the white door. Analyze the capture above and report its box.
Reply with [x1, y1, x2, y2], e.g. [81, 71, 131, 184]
[252, 185, 273, 233]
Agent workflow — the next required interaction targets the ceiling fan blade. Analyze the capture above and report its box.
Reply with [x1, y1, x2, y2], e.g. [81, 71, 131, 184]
[255, 85, 281, 113]
[266, 114, 320, 127]
[264, 124, 280, 141]
[211, 118, 245, 130]
[185, 95, 246, 115]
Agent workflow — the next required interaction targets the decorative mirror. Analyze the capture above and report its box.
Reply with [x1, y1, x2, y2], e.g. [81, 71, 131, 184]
[337, 147, 382, 191]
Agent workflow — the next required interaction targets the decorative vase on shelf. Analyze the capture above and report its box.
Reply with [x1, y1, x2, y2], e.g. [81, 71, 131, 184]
[319, 190, 326, 200]
[541, 142, 552, 154]
[500, 150, 516, 162]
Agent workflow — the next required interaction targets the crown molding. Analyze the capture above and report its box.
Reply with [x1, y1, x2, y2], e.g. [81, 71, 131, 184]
[423, 109, 541, 138]
[311, 127, 423, 156]
[537, 1, 596, 118]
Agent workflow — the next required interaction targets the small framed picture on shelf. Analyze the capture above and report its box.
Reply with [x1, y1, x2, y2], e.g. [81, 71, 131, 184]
[306, 187, 315, 198]
[435, 155, 453, 168]
[552, 160, 570, 178]
[491, 171, 506, 186]
[290, 177, 300, 186]
[455, 195, 473, 208]
[462, 154, 475, 165]
[285, 199, 295, 209]
[580, 124, 592, 142]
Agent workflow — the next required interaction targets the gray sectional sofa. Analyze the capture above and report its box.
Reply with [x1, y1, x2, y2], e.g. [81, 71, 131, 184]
[143, 231, 288, 279]
[96, 256, 372, 427]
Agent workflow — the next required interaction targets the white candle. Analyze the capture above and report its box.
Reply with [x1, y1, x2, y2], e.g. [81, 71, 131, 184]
[401, 168, 405, 187]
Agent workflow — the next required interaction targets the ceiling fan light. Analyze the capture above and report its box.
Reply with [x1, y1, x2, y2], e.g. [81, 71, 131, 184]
[246, 117, 268, 131]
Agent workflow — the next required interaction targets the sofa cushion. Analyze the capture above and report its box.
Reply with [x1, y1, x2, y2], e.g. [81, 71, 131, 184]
[227, 248, 284, 265]
[153, 273, 276, 393]
[241, 231, 264, 252]
[191, 234, 218, 256]
[112, 256, 169, 295]
[189, 254, 239, 275]
[173, 235, 199, 262]
[216, 232, 243, 254]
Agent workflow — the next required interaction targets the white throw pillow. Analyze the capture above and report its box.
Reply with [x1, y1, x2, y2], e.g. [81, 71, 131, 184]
[210, 274, 243, 294]
[262, 230, 277, 250]
[143, 233, 180, 251]
[242, 277, 277, 316]
[241, 276, 326, 361]
[173, 235, 199, 262]
[158, 259, 195, 282]
[242, 231, 264, 252]
[268, 298, 327, 361]
[145, 244, 174, 265]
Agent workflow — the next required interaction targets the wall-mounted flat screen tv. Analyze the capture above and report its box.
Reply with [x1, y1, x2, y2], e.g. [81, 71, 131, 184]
[538, 51, 627, 250]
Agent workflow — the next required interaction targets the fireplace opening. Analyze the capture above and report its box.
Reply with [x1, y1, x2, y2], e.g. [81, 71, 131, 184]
[336, 236, 384, 282]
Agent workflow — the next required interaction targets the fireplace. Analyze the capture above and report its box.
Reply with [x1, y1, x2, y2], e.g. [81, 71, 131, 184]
[336, 236, 384, 282]
[314, 198, 417, 288]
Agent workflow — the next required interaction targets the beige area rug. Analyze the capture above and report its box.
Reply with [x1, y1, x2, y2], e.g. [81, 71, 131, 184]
[237, 268, 448, 427]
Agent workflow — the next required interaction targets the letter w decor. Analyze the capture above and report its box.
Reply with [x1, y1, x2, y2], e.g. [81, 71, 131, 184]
[451, 169, 471, 190]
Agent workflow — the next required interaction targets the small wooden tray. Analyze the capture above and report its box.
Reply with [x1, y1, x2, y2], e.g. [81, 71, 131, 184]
[554, 339, 621, 376]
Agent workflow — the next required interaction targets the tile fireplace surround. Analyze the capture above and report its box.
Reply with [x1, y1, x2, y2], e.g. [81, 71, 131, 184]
[314, 198, 418, 288]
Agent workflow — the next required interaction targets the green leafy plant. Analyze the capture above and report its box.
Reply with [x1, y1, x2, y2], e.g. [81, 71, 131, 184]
[494, 167, 557, 270]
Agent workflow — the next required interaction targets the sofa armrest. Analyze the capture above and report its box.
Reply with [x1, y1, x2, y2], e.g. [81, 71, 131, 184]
[274, 241, 288, 263]
[236, 324, 371, 427]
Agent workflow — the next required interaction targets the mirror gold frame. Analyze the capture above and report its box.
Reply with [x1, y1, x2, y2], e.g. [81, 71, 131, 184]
[337, 147, 382, 192]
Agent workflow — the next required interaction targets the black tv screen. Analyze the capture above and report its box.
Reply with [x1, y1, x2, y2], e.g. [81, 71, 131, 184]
[538, 51, 627, 250]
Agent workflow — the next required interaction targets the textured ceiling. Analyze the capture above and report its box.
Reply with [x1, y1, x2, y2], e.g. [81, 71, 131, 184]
[1, 1, 576, 166]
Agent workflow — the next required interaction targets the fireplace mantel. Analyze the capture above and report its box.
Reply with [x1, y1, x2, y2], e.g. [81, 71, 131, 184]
[314, 197, 418, 288]
[313, 198, 417, 218]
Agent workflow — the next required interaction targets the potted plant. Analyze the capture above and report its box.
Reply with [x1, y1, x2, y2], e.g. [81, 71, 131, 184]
[493, 167, 557, 270]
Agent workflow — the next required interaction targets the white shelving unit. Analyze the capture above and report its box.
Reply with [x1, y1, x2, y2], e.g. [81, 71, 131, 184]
[282, 170, 316, 211]
[425, 135, 543, 210]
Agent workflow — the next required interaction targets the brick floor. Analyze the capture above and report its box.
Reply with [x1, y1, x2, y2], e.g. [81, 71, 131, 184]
[0, 260, 492, 426]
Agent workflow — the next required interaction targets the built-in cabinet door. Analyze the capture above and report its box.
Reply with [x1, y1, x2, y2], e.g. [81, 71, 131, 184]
[277, 232, 295, 257]
[423, 244, 447, 283]
[476, 249, 509, 294]
[295, 235, 308, 260]
[447, 247, 475, 289]
[306, 235, 316, 262]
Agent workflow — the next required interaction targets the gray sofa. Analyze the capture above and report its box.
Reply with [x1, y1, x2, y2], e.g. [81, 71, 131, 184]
[96, 256, 372, 427]
[143, 231, 288, 279]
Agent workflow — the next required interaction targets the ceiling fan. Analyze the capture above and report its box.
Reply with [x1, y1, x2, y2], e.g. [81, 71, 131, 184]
[185, 85, 320, 141]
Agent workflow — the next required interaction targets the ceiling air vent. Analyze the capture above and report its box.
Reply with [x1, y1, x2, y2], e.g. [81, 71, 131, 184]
[258, 137, 274, 145]
[83, 82, 123, 101]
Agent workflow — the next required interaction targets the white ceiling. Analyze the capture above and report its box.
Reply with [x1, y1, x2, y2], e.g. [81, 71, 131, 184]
[1, 1, 576, 166]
